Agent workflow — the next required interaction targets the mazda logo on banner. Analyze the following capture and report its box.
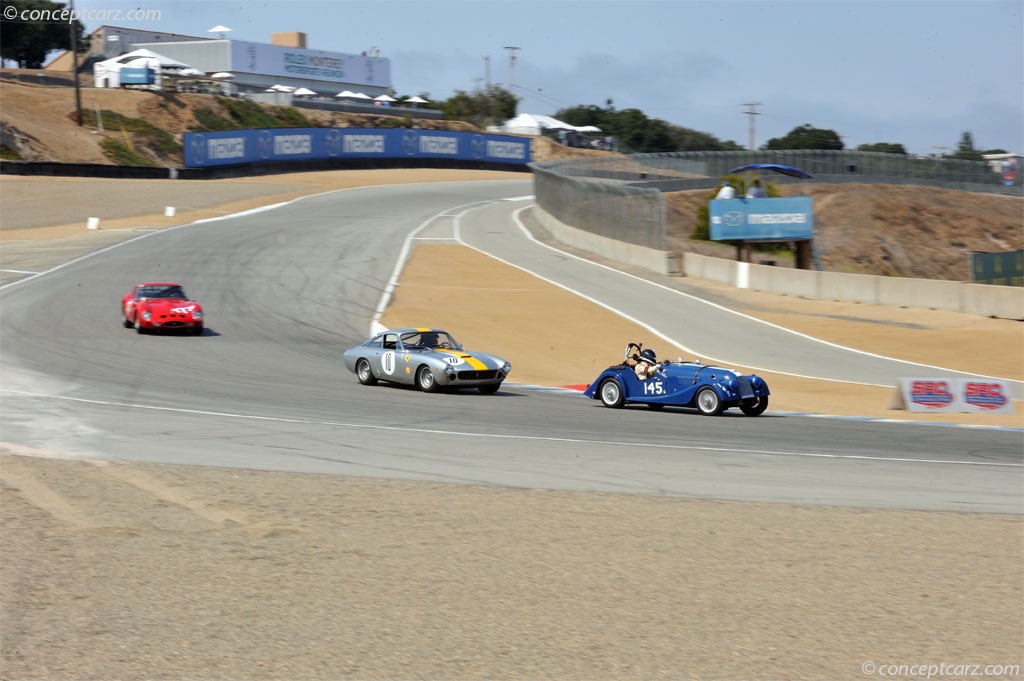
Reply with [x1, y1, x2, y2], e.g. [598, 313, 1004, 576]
[189, 133, 206, 165]
[257, 130, 275, 159]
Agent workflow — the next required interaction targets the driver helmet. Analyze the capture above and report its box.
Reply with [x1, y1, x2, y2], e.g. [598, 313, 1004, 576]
[420, 332, 438, 347]
[639, 348, 657, 365]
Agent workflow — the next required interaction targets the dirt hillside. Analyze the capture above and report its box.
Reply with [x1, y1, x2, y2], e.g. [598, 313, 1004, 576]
[2, 77, 1021, 283]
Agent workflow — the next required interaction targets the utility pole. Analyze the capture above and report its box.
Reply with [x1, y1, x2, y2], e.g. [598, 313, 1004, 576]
[482, 55, 491, 89]
[70, 0, 83, 126]
[742, 101, 762, 151]
[504, 46, 520, 89]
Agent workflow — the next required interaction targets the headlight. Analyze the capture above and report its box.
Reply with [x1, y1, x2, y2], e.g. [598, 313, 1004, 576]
[192, 310, 203, 321]
[141, 310, 152, 321]
[502, 362, 511, 374]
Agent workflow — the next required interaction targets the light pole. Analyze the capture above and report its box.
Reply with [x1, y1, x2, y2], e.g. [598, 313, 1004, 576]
[482, 55, 491, 89]
[504, 46, 520, 89]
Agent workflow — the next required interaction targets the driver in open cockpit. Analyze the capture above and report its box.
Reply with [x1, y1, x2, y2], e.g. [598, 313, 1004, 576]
[634, 348, 662, 381]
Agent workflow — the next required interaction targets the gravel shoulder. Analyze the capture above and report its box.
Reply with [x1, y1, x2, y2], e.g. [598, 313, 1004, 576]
[2, 170, 1021, 681]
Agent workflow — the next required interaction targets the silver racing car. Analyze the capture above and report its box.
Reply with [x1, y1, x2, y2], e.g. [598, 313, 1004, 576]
[343, 328, 511, 394]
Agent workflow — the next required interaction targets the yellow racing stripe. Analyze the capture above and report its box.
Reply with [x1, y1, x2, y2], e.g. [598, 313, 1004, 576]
[436, 349, 488, 370]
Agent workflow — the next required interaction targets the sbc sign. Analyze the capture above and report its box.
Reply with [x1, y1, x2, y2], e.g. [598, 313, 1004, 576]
[896, 378, 1013, 413]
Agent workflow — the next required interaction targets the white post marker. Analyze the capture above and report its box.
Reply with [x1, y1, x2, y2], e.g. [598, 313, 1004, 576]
[86, 217, 100, 230]
[164, 206, 176, 217]
[736, 261, 750, 289]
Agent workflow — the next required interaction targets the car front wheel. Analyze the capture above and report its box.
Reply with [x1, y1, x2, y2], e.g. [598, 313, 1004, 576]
[134, 316, 146, 335]
[121, 308, 132, 328]
[739, 395, 769, 416]
[695, 387, 724, 416]
[356, 359, 378, 386]
[599, 378, 625, 408]
[416, 365, 439, 393]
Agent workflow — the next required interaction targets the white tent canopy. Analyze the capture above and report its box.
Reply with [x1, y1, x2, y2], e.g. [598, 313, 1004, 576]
[498, 113, 599, 136]
[93, 48, 196, 88]
[292, 87, 317, 96]
[96, 48, 193, 70]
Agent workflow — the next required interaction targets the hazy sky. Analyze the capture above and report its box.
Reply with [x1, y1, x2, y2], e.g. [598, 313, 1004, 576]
[63, 0, 1024, 155]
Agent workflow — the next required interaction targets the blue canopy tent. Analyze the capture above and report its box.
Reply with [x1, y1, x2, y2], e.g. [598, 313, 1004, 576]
[727, 163, 813, 179]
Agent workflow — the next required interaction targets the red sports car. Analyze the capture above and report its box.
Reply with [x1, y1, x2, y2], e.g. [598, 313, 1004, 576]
[121, 282, 204, 335]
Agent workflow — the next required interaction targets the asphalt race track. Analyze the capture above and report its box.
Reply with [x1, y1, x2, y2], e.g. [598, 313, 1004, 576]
[1, 180, 1021, 513]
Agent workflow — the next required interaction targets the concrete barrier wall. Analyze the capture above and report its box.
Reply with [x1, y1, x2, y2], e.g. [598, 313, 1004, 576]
[533, 208, 679, 276]
[681, 252, 1024, 320]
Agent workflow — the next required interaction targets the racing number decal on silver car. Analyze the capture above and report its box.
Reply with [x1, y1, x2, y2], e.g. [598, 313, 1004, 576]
[643, 380, 666, 396]
[382, 351, 396, 375]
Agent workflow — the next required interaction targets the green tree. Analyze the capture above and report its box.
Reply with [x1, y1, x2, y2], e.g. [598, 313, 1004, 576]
[764, 124, 844, 150]
[555, 103, 741, 153]
[949, 130, 984, 161]
[438, 86, 518, 128]
[856, 142, 908, 155]
[0, 0, 85, 68]
[668, 126, 743, 152]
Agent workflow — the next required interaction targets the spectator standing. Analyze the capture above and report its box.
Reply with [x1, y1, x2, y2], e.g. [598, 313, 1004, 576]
[715, 181, 736, 200]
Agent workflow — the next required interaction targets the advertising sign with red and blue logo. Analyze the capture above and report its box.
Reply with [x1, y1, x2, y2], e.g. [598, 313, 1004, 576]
[897, 378, 1013, 413]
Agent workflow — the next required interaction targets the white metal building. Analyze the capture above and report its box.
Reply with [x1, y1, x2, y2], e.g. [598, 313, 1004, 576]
[132, 36, 392, 98]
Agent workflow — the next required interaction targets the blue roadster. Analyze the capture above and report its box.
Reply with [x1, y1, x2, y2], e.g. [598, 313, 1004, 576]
[583, 343, 770, 416]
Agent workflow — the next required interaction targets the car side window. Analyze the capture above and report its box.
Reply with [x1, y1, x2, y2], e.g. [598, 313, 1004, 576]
[383, 334, 397, 350]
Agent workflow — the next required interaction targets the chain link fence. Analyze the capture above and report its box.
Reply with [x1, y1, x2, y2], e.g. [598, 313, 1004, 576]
[531, 163, 668, 250]
[532, 150, 1021, 250]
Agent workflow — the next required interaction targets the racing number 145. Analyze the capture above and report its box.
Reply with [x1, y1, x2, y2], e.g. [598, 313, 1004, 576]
[643, 380, 666, 396]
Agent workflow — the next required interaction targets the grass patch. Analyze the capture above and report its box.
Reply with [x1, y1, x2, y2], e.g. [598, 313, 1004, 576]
[190, 99, 313, 131]
[220, 97, 279, 128]
[99, 138, 155, 166]
[191, 107, 235, 131]
[80, 109, 180, 156]
[0, 144, 23, 160]
[269, 105, 311, 127]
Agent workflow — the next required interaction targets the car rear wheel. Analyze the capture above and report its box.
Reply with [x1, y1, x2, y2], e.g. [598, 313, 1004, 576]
[416, 365, 439, 393]
[695, 387, 724, 416]
[478, 383, 501, 395]
[599, 378, 625, 408]
[356, 359, 378, 386]
[739, 395, 769, 416]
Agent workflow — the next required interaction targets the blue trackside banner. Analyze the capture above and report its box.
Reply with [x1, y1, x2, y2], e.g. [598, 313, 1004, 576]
[183, 128, 531, 168]
[709, 196, 814, 241]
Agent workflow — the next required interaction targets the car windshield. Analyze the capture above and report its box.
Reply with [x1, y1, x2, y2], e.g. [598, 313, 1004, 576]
[136, 285, 185, 299]
[400, 331, 460, 350]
